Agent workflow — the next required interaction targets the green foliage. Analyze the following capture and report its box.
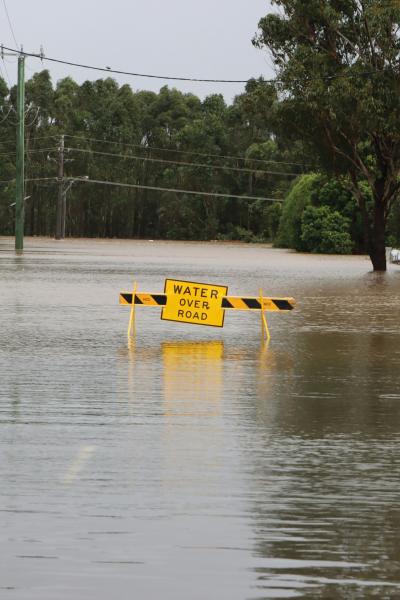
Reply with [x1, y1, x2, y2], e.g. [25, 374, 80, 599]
[312, 177, 368, 252]
[0, 76, 8, 100]
[387, 201, 400, 246]
[254, 0, 400, 269]
[274, 172, 373, 254]
[275, 173, 366, 254]
[301, 206, 353, 254]
[275, 173, 321, 250]
[263, 202, 282, 240]
[1, 70, 300, 241]
[158, 194, 205, 240]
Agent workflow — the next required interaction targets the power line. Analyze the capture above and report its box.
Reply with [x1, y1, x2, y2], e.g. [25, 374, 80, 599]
[0, 43, 381, 86]
[1, 1, 18, 48]
[69, 177, 283, 202]
[0, 177, 56, 185]
[0, 133, 310, 168]
[2, 177, 70, 184]
[0, 147, 59, 157]
[0, 138, 15, 148]
[0, 56, 11, 85]
[0, 135, 61, 147]
[0, 175, 283, 202]
[65, 177, 283, 202]
[26, 177, 63, 182]
[0, 106, 12, 123]
[0, 44, 253, 84]
[67, 146, 300, 177]
[64, 134, 309, 167]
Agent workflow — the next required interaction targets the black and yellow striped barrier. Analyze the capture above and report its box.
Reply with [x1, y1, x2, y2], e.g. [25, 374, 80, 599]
[119, 279, 295, 341]
[120, 293, 167, 306]
[119, 293, 295, 312]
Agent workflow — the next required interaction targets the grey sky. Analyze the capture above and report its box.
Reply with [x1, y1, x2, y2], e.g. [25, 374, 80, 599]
[0, 0, 273, 103]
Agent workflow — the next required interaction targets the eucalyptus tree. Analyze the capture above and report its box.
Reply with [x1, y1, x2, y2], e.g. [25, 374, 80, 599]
[254, 0, 400, 270]
[0, 76, 14, 233]
[0, 68, 308, 242]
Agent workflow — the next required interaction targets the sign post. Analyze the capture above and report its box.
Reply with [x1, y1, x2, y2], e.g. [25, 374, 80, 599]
[127, 281, 137, 338]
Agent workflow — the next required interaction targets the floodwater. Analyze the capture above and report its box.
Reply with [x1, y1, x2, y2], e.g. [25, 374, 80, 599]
[1, 237, 400, 600]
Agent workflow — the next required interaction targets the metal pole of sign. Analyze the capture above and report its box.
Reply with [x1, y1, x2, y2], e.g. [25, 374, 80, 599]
[15, 54, 25, 253]
[259, 288, 271, 342]
[127, 281, 137, 338]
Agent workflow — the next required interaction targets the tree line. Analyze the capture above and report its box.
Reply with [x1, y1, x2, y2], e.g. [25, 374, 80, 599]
[1, 0, 400, 270]
[0, 73, 303, 243]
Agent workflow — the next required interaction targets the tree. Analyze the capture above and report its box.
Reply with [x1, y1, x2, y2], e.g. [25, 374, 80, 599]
[254, 0, 400, 270]
[0, 71, 303, 241]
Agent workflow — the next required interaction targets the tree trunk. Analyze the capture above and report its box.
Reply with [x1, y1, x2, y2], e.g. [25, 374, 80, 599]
[369, 196, 387, 271]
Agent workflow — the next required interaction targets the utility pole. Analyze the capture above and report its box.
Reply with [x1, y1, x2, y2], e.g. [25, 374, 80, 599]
[2, 44, 44, 252]
[55, 135, 64, 240]
[61, 188, 67, 238]
[49, 137, 77, 239]
[15, 53, 25, 252]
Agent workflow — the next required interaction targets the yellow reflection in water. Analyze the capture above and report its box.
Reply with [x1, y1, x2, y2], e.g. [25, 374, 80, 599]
[162, 340, 224, 418]
[161, 341, 224, 493]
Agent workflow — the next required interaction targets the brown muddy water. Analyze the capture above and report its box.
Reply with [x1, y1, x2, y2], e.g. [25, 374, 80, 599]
[1, 236, 400, 600]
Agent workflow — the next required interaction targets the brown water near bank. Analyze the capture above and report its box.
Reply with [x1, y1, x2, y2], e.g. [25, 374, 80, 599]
[1, 237, 400, 599]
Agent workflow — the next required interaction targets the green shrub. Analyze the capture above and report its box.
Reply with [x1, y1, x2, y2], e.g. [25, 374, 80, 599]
[387, 199, 400, 246]
[217, 226, 266, 243]
[275, 173, 322, 250]
[301, 206, 353, 254]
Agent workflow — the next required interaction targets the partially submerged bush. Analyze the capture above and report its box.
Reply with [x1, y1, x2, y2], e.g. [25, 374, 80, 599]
[301, 206, 353, 254]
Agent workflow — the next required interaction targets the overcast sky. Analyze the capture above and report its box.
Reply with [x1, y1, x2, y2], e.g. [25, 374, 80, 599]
[0, 0, 274, 103]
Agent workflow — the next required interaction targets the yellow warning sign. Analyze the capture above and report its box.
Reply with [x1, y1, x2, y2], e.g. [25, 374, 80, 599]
[161, 279, 228, 327]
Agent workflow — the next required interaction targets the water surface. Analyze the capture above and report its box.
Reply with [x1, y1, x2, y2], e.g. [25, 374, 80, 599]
[1, 237, 400, 599]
